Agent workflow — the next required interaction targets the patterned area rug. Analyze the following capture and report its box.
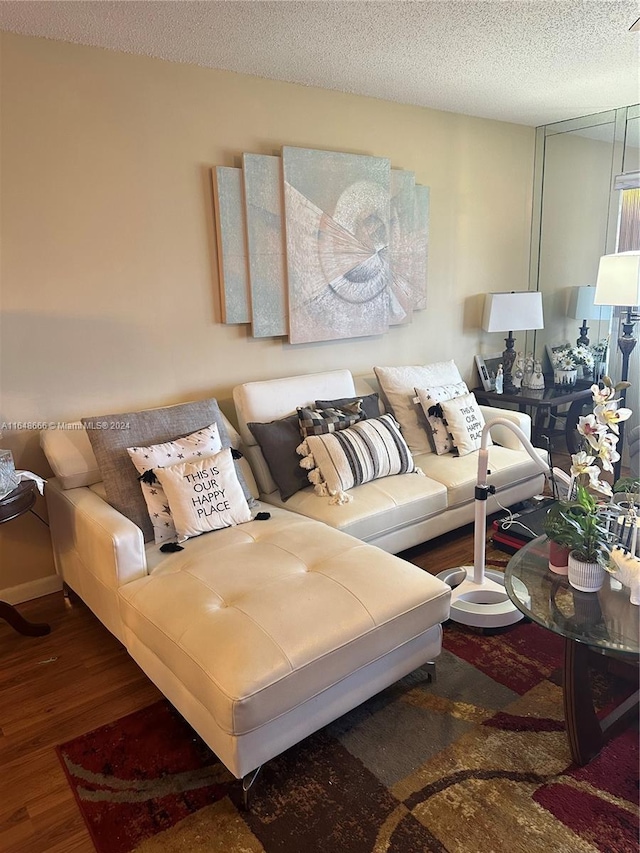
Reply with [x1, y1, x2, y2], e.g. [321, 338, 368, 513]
[57, 622, 639, 853]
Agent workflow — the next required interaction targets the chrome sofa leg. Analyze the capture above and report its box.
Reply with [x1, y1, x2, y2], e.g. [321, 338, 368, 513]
[424, 661, 437, 683]
[241, 765, 262, 810]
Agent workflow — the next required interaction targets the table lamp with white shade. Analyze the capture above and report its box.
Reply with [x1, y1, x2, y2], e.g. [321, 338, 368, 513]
[482, 291, 544, 394]
[594, 250, 640, 480]
[568, 285, 612, 347]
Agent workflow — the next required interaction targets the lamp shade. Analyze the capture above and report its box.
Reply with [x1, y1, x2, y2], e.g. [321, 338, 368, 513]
[568, 285, 612, 321]
[594, 251, 640, 307]
[482, 291, 544, 333]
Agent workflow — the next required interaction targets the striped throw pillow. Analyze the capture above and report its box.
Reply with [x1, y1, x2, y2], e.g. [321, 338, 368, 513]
[297, 414, 420, 504]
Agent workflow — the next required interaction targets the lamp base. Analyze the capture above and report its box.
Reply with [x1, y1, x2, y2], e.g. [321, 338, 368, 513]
[576, 320, 590, 347]
[436, 567, 528, 628]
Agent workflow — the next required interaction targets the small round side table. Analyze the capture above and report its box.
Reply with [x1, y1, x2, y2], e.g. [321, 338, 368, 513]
[0, 480, 51, 636]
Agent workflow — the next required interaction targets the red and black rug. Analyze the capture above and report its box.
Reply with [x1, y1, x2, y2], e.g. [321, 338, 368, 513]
[57, 622, 639, 853]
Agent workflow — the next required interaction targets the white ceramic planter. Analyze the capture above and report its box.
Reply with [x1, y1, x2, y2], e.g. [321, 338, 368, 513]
[568, 552, 606, 593]
[554, 368, 577, 389]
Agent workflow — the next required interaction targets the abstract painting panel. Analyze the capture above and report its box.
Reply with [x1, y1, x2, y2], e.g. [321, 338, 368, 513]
[212, 166, 250, 324]
[389, 169, 416, 325]
[283, 146, 392, 345]
[242, 154, 288, 337]
[413, 184, 430, 311]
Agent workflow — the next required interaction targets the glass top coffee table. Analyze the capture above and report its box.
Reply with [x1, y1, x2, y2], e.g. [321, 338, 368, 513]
[505, 536, 639, 765]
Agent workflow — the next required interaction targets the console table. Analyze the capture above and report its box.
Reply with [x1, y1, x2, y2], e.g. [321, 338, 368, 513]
[474, 382, 592, 453]
[505, 537, 639, 765]
[0, 480, 51, 636]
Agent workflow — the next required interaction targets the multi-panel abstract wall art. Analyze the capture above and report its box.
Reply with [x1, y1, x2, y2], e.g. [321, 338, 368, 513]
[212, 146, 430, 345]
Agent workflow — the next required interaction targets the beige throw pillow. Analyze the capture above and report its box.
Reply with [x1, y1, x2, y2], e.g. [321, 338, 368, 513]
[439, 392, 491, 457]
[373, 361, 463, 455]
[153, 449, 252, 541]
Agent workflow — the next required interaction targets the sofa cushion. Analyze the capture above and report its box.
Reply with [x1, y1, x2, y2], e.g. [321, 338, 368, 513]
[127, 424, 223, 544]
[154, 450, 252, 541]
[414, 381, 469, 455]
[248, 415, 309, 501]
[417, 445, 548, 508]
[118, 508, 451, 737]
[262, 472, 447, 541]
[314, 393, 381, 420]
[374, 361, 463, 455]
[439, 392, 491, 457]
[298, 414, 419, 502]
[234, 369, 358, 496]
[82, 399, 256, 542]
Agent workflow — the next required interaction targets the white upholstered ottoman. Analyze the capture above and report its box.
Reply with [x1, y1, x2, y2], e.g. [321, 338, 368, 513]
[117, 506, 450, 782]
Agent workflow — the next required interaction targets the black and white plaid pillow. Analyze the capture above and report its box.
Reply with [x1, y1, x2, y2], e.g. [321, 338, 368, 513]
[297, 403, 363, 438]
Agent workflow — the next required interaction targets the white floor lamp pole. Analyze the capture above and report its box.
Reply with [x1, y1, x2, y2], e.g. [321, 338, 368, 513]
[437, 418, 550, 628]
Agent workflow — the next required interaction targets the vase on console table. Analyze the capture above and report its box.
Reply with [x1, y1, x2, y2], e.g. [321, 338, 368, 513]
[554, 368, 577, 389]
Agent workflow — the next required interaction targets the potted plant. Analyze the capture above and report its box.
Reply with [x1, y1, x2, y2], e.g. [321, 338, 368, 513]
[548, 375, 633, 591]
[569, 344, 595, 380]
[552, 485, 613, 591]
[590, 338, 609, 382]
[612, 476, 640, 513]
[542, 502, 573, 574]
[550, 347, 578, 388]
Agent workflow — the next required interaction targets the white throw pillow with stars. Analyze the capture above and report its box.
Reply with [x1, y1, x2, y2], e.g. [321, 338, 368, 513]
[127, 424, 222, 543]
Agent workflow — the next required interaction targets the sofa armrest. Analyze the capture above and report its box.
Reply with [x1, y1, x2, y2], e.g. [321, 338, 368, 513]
[46, 478, 147, 589]
[479, 406, 533, 449]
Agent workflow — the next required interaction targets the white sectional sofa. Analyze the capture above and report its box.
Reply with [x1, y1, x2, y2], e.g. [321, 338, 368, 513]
[233, 366, 547, 553]
[40, 409, 451, 788]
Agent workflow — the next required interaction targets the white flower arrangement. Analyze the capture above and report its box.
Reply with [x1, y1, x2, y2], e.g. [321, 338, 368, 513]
[571, 377, 633, 497]
[551, 344, 595, 371]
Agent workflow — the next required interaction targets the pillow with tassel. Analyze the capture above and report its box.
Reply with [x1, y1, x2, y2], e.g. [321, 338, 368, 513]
[297, 414, 421, 505]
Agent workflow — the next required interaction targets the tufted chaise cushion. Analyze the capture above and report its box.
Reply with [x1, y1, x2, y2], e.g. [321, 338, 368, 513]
[118, 508, 450, 738]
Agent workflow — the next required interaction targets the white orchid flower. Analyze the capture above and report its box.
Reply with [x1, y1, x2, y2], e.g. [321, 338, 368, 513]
[594, 434, 621, 474]
[594, 401, 633, 434]
[577, 414, 607, 449]
[591, 384, 614, 405]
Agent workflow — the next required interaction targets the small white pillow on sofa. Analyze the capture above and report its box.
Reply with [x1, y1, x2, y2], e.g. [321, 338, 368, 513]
[153, 449, 251, 541]
[414, 381, 469, 455]
[374, 361, 463, 455]
[297, 414, 419, 504]
[439, 392, 491, 457]
[127, 424, 222, 543]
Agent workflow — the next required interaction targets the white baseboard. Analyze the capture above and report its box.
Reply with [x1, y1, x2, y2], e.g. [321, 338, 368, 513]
[0, 574, 63, 604]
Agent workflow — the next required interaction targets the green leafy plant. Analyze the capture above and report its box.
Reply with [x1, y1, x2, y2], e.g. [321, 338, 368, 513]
[612, 476, 640, 495]
[543, 502, 576, 548]
[551, 484, 613, 564]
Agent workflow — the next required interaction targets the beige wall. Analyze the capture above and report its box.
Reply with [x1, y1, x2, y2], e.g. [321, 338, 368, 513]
[0, 33, 535, 596]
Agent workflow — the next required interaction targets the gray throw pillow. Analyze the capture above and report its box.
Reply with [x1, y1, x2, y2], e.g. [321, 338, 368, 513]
[315, 393, 381, 420]
[248, 415, 310, 501]
[82, 398, 256, 542]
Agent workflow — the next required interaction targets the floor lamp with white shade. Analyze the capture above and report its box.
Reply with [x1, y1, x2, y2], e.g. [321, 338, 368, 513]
[594, 251, 640, 481]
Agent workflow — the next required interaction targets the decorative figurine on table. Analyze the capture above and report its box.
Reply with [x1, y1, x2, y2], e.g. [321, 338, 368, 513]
[494, 364, 504, 394]
[608, 546, 640, 605]
[529, 359, 545, 391]
[521, 353, 534, 389]
[512, 352, 524, 389]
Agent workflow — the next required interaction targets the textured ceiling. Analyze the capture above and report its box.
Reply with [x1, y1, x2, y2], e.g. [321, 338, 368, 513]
[1, 1, 639, 126]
